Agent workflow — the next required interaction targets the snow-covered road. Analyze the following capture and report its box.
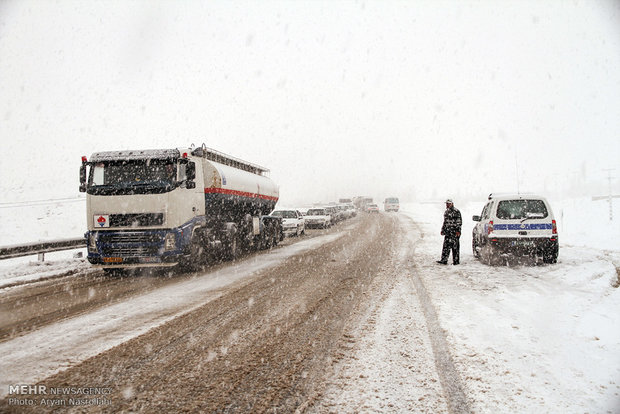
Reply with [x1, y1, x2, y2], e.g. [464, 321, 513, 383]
[0, 201, 618, 412]
[0, 231, 345, 399]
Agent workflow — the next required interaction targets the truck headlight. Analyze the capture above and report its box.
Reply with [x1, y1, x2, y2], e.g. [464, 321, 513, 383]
[88, 233, 97, 253]
[165, 233, 176, 251]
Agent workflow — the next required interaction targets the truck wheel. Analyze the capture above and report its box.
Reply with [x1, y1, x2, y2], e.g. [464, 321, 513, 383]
[225, 234, 240, 261]
[180, 235, 206, 271]
[263, 224, 273, 249]
[239, 214, 255, 252]
[253, 235, 263, 251]
[272, 224, 280, 247]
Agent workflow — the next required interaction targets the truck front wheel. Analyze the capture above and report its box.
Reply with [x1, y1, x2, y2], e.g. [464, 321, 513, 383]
[180, 233, 206, 271]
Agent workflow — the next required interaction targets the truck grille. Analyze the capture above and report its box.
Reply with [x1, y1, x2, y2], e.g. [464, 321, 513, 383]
[101, 245, 160, 257]
[99, 233, 162, 244]
[98, 232, 163, 257]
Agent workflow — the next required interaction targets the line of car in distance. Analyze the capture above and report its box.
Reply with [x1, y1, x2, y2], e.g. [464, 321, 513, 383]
[270, 203, 358, 234]
[363, 197, 400, 213]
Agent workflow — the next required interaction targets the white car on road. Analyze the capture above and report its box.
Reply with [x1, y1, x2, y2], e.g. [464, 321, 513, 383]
[304, 208, 332, 229]
[270, 209, 305, 237]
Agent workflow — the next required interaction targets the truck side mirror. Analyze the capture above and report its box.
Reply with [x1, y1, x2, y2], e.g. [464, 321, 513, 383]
[185, 161, 196, 189]
[472, 215, 481, 221]
[186, 161, 196, 180]
[79, 165, 87, 192]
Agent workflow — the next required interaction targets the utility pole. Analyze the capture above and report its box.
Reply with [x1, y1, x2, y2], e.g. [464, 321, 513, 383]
[593, 169, 619, 221]
[605, 169, 614, 221]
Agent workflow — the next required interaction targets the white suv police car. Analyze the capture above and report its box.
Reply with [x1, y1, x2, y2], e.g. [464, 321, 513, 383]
[472, 194, 559, 264]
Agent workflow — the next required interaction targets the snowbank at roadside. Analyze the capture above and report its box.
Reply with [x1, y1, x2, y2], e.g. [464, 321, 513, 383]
[399, 202, 620, 413]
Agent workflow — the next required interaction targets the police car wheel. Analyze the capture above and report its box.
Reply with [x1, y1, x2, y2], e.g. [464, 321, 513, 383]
[543, 253, 557, 264]
[483, 245, 495, 266]
[472, 239, 480, 258]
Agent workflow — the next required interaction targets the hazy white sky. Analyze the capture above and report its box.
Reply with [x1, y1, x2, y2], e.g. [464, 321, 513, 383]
[1, 0, 619, 205]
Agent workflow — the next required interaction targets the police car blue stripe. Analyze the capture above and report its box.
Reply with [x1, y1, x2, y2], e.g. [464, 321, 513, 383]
[494, 223, 553, 230]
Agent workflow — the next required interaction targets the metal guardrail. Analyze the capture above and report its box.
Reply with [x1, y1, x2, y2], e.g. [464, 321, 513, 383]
[0, 238, 86, 261]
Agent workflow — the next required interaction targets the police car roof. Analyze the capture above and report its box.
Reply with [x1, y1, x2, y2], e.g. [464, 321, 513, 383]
[487, 193, 547, 201]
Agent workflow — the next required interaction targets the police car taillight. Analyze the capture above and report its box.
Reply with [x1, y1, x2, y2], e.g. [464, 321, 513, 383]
[552, 219, 557, 236]
[487, 220, 494, 235]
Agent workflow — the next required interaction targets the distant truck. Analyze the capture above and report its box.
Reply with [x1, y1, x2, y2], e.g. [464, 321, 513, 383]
[79, 145, 283, 271]
[352, 196, 373, 211]
[384, 197, 400, 212]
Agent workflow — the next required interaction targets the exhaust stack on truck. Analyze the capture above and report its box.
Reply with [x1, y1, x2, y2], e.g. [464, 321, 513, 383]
[79, 144, 282, 270]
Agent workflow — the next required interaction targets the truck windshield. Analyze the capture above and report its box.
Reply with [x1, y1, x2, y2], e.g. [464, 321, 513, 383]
[88, 159, 178, 195]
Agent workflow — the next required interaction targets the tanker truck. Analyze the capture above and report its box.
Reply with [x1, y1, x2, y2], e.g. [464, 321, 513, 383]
[79, 144, 283, 271]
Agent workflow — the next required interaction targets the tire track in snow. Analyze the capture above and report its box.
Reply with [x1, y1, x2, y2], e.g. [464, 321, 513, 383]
[401, 214, 472, 414]
[309, 214, 448, 413]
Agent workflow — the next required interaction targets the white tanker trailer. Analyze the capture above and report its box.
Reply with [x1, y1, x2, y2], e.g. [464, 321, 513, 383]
[79, 144, 283, 271]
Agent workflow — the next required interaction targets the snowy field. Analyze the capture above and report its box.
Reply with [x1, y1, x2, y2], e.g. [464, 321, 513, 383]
[0, 198, 87, 287]
[400, 201, 620, 413]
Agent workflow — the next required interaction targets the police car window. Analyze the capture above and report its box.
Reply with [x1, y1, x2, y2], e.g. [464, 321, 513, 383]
[480, 203, 489, 219]
[496, 200, 548, 220]
[482, 202, 492, 219]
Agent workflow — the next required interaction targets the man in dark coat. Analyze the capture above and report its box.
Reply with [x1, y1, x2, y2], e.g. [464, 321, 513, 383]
[437, 198, 462, 265]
